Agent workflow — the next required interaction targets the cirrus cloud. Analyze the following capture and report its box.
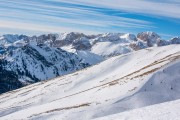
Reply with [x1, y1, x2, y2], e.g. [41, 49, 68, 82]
[0, 0, 179, 38]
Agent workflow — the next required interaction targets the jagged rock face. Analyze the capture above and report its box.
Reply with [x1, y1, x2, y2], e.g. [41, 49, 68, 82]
[0, 42, 90, 93]
[0, 59, 23, 94]
[0, 46, 5, 54]
[4, 44, 89, 82]
[157, 39, 170, 46]
[2, 34, 27, 43]
[171, 37, 180, 44]
[129, 41, 146, 51]
[53, 32, 88, 47]
[33, 32, 96, 48]
[137, 32, 161, 47]
[36, 34, 55, 45]
[72, 37, 91, 50]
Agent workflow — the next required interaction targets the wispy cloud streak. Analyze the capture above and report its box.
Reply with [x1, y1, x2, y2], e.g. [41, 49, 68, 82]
[55, 0, 180, 19]
[0, 0, 179, 36]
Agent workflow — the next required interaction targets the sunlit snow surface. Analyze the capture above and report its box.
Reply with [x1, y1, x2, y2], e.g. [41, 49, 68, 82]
[94, 99, 180, 120]
[0, 45, 180, 120]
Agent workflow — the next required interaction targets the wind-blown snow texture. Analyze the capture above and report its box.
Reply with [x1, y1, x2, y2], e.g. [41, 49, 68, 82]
[94, 99, 180, 120]
[0, 45, 180, 119]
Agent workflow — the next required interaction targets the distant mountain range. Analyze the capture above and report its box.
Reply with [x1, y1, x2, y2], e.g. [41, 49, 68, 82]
[0, 31, 180, 94]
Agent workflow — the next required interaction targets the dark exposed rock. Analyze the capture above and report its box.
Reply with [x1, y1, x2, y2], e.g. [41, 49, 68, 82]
[72, 37, 91, 50]
[157, 39, 170, 46]
[0, 59, 23, 94]
[130, 41, 146, 51]
[171, 37, 180, 44]
[137, 32, 160, 47]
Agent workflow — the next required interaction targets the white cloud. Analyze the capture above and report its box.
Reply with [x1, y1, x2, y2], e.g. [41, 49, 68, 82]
[0, 20, 100, 34]
[0, 0, 179, 35]
[56, 0, 180, 19]
[0, 0, 155, 34]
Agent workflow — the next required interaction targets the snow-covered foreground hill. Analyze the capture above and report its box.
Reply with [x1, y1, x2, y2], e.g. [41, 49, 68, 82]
[94, 99, 180, 120]
[0, 45, 180, 119]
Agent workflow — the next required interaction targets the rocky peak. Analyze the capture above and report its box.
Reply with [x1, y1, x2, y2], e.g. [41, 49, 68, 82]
[171, 37, 180, 44]
[72, 37, 91, 50]
[2, 34, 28, 43]
[157, 39, 170, 46]
[137, 31, 161, 47]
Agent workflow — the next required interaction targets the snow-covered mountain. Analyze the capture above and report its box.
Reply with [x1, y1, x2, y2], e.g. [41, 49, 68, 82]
[0, 45, 180, 119]
[50, 31, 180, 57]
[1, 32, 179, 57]
[0, 38, 90, 94]
[0, 31, 180, 94]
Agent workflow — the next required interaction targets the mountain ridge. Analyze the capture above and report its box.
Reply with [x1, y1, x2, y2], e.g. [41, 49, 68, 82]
[0, 31, 180, 94]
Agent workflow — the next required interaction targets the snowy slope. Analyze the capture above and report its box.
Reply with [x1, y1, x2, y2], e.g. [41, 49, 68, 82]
[94, 99, 180, 120]
[0, 45, 180, 119]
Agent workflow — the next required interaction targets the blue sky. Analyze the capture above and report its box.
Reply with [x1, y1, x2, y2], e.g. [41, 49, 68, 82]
[0, 0, 180, 39]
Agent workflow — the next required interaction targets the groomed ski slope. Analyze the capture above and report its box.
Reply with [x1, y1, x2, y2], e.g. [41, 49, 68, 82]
[93, 99, 180, 120]
[0, 45, 180, 120]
